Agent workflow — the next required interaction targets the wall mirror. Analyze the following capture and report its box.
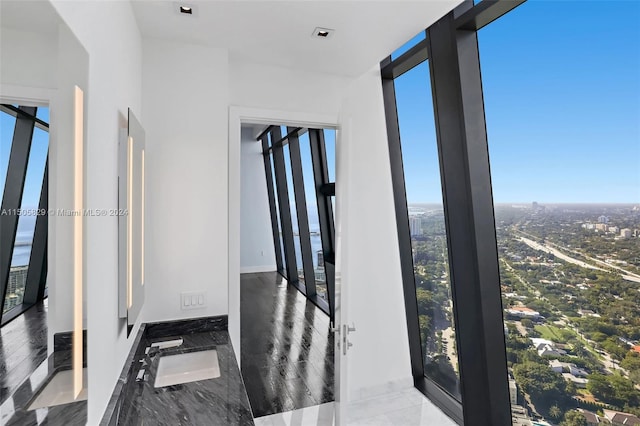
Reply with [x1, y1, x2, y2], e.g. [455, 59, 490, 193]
[119, 108, 145, 336]
[0, 0, 89, 422]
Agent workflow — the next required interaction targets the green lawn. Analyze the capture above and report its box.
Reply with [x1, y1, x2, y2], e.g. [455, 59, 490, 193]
[534, 324, 577, 343]
[534, 324, 602, 359]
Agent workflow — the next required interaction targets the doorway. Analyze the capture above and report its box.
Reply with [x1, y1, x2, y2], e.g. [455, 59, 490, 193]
[239, 124, 337, 419]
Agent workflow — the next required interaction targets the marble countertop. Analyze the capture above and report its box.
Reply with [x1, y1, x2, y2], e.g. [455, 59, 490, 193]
[116, 329, 254, 426]
[0, 350, 86, 426]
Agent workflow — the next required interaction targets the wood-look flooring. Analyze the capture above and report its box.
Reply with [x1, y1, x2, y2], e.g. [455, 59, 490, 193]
[241, 272, 334, 418]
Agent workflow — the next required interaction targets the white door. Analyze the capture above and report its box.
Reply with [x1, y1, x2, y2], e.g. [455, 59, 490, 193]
[333, 123, 351, 426]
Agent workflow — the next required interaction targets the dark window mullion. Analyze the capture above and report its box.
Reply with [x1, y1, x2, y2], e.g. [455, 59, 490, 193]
[309, 129, 335, 318]
[309, 130, 335, 253]
[287, 127, 316, 297]
[261, 135, 284, 273]
[271, 128, 299, 286]
[380, 64, 427, 382]
[22, 159, 48, 305]
[0, 106, 37, 317]
[427, 9, 510, 426]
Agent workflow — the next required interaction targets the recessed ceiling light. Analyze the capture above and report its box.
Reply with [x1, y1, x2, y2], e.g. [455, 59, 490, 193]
[312, 27, 334, 39]
[173, 2, 196, 16]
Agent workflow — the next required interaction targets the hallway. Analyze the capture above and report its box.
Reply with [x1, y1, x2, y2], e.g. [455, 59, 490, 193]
[241, 272, 334, 418]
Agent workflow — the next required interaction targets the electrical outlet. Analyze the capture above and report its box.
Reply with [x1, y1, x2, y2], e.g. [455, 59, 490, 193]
[181, 291, 206, 310]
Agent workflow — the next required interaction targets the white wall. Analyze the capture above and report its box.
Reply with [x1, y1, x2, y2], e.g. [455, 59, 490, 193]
[0, 27, 58, 90]
[230, 59, 351, 117]
[240, 126, 276, 273]
[338, 66, 413, 399]
[141, 38, 229, 323]
[50, 2, 142, 424]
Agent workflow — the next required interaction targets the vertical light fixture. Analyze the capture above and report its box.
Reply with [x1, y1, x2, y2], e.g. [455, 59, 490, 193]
[141, 149, 145, 286]
[73, 86, 84, 398]
[127, 136, 133, 308]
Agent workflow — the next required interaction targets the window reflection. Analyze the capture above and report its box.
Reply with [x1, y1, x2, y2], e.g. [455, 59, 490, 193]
[1, 107, 49, 316]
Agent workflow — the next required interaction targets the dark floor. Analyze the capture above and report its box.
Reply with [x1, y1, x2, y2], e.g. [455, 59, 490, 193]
[241, 272, 334, 418]
[0, 299, 48, 404]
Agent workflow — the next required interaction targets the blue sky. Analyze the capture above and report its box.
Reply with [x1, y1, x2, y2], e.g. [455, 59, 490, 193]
[395, 0, 640, 204]
[0, 108, 48, 213]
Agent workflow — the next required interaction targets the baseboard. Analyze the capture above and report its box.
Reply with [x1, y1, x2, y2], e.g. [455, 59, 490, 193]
[240, 265, 277, 274]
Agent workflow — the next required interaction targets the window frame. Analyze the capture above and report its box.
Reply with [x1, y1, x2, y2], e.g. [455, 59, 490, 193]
[380, 1, 526, 424]
[261, 126, 335, 320]
[0, 104, 49, 326]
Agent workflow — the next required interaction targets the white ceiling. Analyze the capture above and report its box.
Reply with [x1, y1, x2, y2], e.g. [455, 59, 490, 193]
[0, 1, 61, 35]
[130, 0, 461, 77]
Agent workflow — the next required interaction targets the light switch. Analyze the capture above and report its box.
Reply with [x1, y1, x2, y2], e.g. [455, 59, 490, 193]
[181, 292, 206, 310]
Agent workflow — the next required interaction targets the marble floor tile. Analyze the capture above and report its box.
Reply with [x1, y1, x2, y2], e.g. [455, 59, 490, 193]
[254, 402, 335, 426]
[253, 388, 456, 426]
[384, 401, 456, 426]
[0, 300, 48, 405]
[346, 392, 421, 422]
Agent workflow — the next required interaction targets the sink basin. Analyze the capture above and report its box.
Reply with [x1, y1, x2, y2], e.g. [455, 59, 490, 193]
[154, 349, 220, 388]
[28, 368, 88, 410]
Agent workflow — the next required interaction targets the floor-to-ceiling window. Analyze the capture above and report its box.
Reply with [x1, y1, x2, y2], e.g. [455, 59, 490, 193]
[383, 1, 640, 425]
[283, 142, 305, 286]
[394, 59, 460, 399]
[0, 104, 49, 324]
[479, 1, 640, 424]
[298, 131, 328, 301]
[261, 126, 335, 319]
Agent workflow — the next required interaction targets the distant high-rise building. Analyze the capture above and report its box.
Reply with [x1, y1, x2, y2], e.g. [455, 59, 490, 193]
[409, 216, 423, 237]
[621, 228, 632, 239]
[315, 250, 326, 282]
[598, 215, 609, 224]
[531, 201, 545, 213]
[608, 226, 619, 234]
[595, 223, 608, 232]
[4, 266, 28, 313]
[508, 377, 518, 406]
[8, 265, 28, 295]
